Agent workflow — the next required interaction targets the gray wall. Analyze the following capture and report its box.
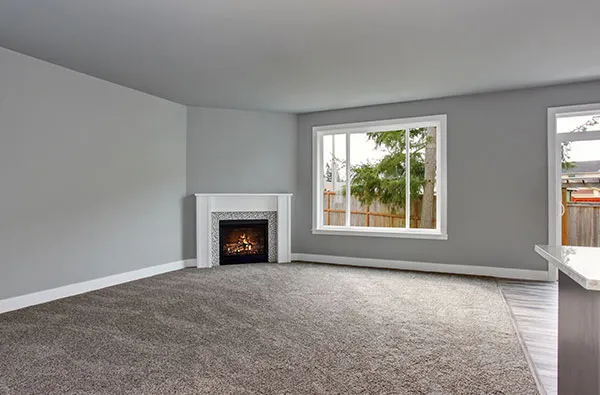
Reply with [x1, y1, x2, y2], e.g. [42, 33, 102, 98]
[185, 107, 297, 258]
[296, 80, 600, 272]
[0, 47, 187, 299]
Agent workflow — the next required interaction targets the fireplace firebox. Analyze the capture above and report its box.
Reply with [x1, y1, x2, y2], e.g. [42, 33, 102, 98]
[219, 219, 269, 265]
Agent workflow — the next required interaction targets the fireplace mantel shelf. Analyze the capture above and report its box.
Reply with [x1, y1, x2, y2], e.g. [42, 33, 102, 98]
[194, 193, 292, 268]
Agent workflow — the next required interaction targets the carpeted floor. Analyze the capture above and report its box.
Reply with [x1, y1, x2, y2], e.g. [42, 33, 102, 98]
[0, 263, 538, 394]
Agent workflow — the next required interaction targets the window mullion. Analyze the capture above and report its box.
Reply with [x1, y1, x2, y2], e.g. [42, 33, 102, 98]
[346, 133, 351, 227]
[331, 135, 337, 192]
[318, 134, 324, 229]
[405, 129, 411, 229]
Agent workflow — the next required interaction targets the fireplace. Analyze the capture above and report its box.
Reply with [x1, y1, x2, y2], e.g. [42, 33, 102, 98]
[195, 193, 291, 268]
[219, 219, 269, 265]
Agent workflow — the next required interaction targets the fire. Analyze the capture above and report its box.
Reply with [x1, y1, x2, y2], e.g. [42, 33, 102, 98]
[224, 232, 259, 255]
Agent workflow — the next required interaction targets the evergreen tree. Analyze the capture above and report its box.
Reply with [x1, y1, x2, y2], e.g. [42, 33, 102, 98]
[349, 129, 436, 226]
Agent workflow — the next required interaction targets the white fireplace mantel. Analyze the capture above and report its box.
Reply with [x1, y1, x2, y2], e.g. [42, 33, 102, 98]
[195, 193, 292, 268]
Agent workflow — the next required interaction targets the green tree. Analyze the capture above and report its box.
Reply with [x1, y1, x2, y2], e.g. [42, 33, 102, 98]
[561, 143, 575, 171]
[349, 129, 435, 227]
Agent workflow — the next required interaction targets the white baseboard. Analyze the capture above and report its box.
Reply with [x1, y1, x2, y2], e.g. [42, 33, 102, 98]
[0, 259, 196, 315]
[291, 253, 550, 281]
[184, 259, 198, 268]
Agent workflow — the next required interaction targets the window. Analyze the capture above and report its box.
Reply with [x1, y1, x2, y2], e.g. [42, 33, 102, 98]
[312, 115, 447, 239]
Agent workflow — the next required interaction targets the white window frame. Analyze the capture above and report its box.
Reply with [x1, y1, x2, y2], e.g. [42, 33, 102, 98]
[312, 114, 448, 239]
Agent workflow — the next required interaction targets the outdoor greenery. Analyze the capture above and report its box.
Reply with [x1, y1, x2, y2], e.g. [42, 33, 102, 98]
[561, 143, 576, 170]
[347, 128, 437, 227]
[349, 130, 422, 210]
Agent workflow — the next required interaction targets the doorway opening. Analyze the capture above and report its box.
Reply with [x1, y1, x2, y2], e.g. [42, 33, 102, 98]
[548, 104, 600, 279]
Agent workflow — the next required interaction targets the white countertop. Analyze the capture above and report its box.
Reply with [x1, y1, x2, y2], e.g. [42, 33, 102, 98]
[535, 245, 600, 290]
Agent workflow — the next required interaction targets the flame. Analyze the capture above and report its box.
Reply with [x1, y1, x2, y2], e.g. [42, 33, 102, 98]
[224, 231, 263, 256]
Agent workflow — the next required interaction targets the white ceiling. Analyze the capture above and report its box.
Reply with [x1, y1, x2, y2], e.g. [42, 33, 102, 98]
[1, 0, 600, 113]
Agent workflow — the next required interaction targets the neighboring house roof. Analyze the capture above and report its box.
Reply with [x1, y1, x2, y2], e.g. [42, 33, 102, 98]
[563, 161, 600, 187]
[563, 160, 600, 175]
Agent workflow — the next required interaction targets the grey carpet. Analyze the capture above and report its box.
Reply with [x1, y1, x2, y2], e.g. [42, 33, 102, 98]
[0, 263, 538, 394]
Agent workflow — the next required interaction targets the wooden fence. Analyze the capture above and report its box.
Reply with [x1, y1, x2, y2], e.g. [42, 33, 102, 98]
[323, 191, 436, 229]
[565, 203, 600, 247]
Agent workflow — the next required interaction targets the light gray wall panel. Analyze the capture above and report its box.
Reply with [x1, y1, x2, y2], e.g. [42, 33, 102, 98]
[185, 107, 297, 258]
[0, 47, 187, 299]
[295, 81, 600, 271]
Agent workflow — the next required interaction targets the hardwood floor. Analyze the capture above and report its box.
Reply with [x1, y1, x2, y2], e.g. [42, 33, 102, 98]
[499, 280, 558, 395]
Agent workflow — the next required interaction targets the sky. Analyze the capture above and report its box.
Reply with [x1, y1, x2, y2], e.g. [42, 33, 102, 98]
[322, 133, 386, 171]
[323, 133, 388, 183]
[557, 115, 600, 162]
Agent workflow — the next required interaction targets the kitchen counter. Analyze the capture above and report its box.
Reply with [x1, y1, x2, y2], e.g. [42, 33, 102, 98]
[535, 244, 600, 394]
[535, 245, 600, 290]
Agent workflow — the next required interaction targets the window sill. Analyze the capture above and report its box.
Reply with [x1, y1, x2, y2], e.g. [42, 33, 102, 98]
[311, 227, 448, 240]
